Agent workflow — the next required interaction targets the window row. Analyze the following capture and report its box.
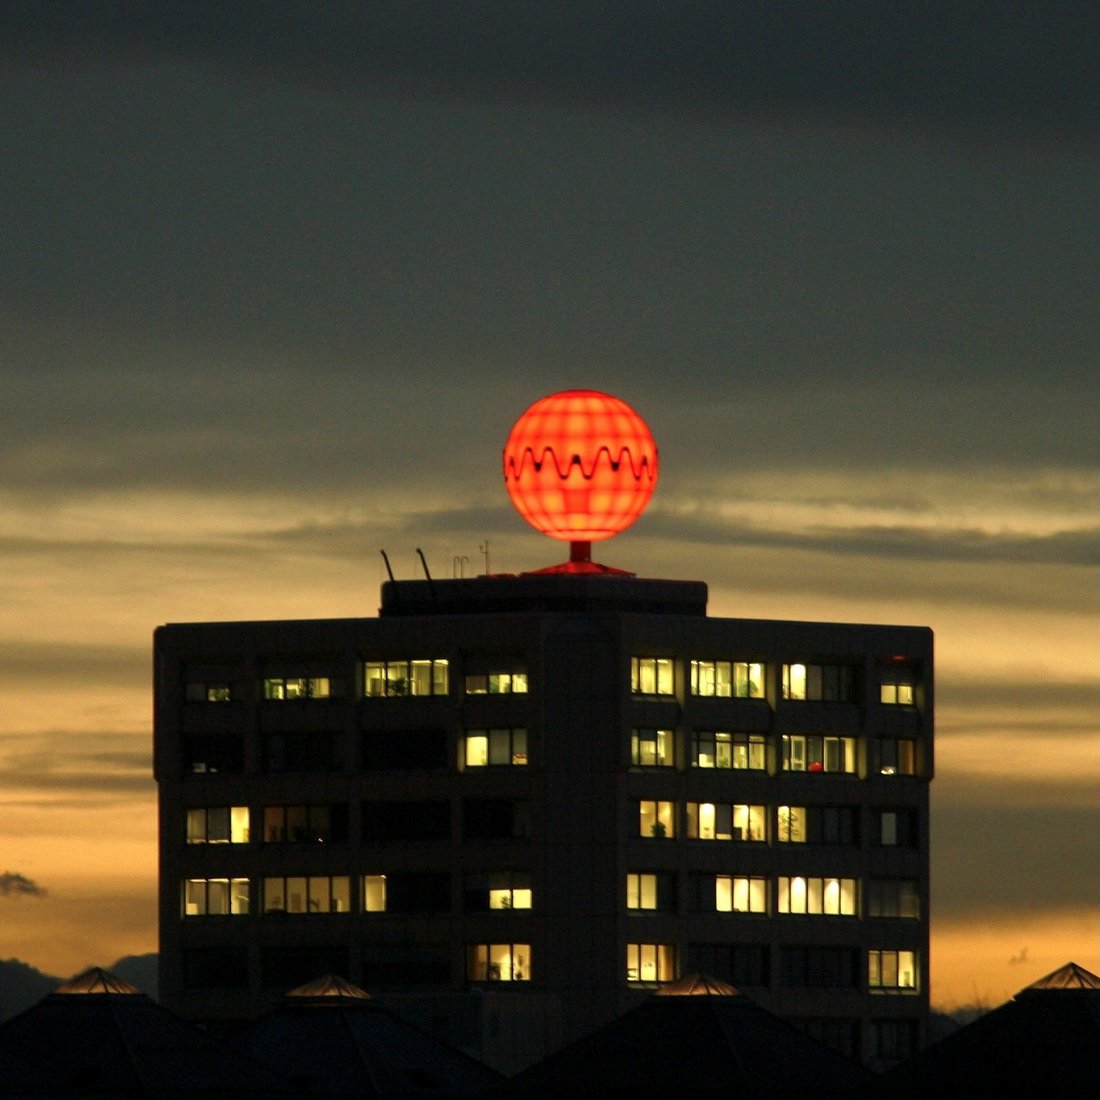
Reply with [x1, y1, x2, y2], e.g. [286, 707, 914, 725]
[184, 802, 919, 848]
[636, 801, 918, 846]
[633, 658, 917, 703]
[631, 944, 919, 991]
[186, 657, 918, 706]
[184, 729, 917, 778]
[627, 872, 919, 918]
[182, 871, 918, 920]
[186, 660, 529, 703]
[178, 942, 918, 994]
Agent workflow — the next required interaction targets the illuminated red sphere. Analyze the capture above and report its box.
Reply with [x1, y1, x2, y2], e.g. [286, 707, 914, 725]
[503, 390, 659, 542]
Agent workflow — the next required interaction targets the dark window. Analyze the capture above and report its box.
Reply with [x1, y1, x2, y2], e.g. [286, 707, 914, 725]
[262, 804, 348, 844]
[779, 946, 860, 988]
[383, 872, 451, 914]
[876, 808, 919, 848]
[462, 798, 530, 840]
[362, 945, 450, 987]
[183, 947, 248, 990]
[362, 800, 450, 842]
[184, 735, 243, 775]
[870, 1019, 918, 1064]
[262, 731, 337, 773]
[793, 1018, 860, 1060]
[262, 946, 350, 991]
[684, 944, 769, 987]
[361, 728, 448, 770]
[867, 879, 921, 919]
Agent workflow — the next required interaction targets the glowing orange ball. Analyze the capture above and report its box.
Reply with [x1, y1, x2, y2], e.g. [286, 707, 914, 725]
[502, 390, 659, 542]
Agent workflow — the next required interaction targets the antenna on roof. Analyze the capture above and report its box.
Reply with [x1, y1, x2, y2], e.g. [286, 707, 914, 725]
[379, 550, 395, 582]
[415, 548, 437, 605]
[416, 548, 432, 581]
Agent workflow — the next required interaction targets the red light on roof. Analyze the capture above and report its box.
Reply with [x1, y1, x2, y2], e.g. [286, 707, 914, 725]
[503, 390, 658, 543]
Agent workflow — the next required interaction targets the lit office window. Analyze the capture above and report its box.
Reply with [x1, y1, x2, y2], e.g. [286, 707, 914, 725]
[869, 950, 918, 992]
[626, 943, 676, 983]
[715, 875, 767, 913]
[464, 670, 528, 694]
[463, 872, 532, 912]
[263, 676, 331, 700]
[776, 805, 858, 845]
[631, 729, 674, 767]
[363, 875, 387, 912]
[184, 682, 231, 702]
[186, 806, 249, 844]
[183, 878, 250, 916]
[781, 664, 854, 701]
[631, 657, 674, 695]
[880, 682, 915, 705]
[685, 802, 765, 842]
[690, 660, 765, 698]
[777, 876, 857, 916]
[365, 659, 449, 697]
[637, 800, 676, 839]
[626, 872, 674, 911]
[464, 728, 528, 767]
[467, 944, 530, 981]
[781, 735, 857, 774]
[691, 731, 765, 770]
[263, 876, 351, 914]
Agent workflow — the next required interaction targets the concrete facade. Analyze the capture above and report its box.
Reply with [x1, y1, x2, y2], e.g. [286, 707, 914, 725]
[154, 572, 931, 1071]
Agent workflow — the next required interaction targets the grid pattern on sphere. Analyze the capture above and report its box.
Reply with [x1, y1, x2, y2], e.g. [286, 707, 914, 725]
[503, 390, 658, 541]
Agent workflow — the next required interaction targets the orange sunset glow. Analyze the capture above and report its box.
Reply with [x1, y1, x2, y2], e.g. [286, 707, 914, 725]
[1, 5, 1097, 1019]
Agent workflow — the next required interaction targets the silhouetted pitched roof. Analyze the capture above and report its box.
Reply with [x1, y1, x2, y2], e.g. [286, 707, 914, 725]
[1023, 960, 1100, 991]
[0, 967, 297, 1097]
[874, 962, 1100, 1097]
[234, 975, 503, 1097]
[504, 974, 871, 1097]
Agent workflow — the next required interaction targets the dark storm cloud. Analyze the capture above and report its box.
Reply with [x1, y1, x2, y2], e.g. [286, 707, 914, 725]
[0, 872, 47, 898]
[6, 1, 1100, 138]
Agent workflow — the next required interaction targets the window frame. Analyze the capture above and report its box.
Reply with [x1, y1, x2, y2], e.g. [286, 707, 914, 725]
[364, 658, 449, 698]
[262, 875, 351, 914]
[685, 801, 766, 842]
[626, 943, 677, 984]
[690, 659, 765, 699]
[262, 676, 331, 700]
[467, 943, 531, 982]
[781, 734, 857, 774]
[637, 800, 676, 839]
[715, 874, 767, 914]
[183, 877, 250, 917]
[776, 875, 858, 916]
[868, 949, 919, 992]
[186, 805, 250, 844]
[463, 727, 529, 768]
[631, 728, 674, 768]
[630, 656, 675, 696]
[690, 730, 766, 771]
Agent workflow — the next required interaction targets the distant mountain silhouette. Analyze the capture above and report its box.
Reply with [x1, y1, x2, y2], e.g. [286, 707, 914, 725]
[0, 954, 157, 1021]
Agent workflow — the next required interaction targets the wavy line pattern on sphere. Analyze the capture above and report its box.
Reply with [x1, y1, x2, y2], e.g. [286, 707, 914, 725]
[502, 390, 658, 543]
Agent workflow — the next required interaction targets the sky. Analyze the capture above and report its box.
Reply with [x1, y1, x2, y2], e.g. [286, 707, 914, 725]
[1, 2, 1097, 1009]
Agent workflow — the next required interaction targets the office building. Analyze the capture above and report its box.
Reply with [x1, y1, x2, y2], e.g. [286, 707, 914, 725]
[154, 390, 932, 1071]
